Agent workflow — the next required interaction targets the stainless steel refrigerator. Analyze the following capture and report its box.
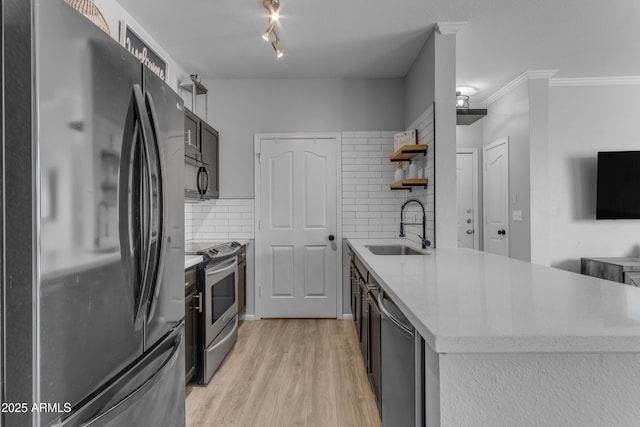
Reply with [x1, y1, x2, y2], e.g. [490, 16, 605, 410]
[2, 0, 186, 425]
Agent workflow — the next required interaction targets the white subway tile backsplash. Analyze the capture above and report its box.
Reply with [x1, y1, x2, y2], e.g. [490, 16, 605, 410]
[186, 117, 435, 245]
[185, 198, 256, 241]
[354, 131, 381, 138]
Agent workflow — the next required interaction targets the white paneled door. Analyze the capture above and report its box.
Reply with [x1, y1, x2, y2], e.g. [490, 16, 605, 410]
[257, 136, 338, 317]
[483, 138, 509, 257]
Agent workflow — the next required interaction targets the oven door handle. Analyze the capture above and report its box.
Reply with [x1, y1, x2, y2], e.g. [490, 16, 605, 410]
[206, 258, 237, 276]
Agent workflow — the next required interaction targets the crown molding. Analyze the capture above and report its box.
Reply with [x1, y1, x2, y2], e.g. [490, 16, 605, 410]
[482, 70, 558, 107]
[436, 22, 467, 35]
[550, 76, 640, 86]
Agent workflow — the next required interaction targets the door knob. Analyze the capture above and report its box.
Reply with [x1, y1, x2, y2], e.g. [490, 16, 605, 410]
[498, 229, 506, 236]
[466, 230, 474, 235]
[328, 234, 335, 241]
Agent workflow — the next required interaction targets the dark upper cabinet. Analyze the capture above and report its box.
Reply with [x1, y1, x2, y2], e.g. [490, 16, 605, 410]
[184, 108, 218, 200]
[184, 109, 201, 161]
[200, 122, 219, 199]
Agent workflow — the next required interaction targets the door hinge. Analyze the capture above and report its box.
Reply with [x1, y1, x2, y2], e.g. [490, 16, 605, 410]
[256, 152, 261, 164]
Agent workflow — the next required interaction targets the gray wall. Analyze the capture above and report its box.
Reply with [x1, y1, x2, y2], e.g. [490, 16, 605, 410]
[203, 78, 405, 198]
[404, 33, 436, 128]
[482, 83, 532, 262]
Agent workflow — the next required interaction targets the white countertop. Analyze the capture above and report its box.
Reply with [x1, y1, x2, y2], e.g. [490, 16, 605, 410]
[185, 255, 203, 269]
[348, 238, 640, 354]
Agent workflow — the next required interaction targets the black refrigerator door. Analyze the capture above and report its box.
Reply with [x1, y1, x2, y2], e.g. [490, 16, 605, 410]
[37, 0, 145, 424]
[141, 67, 185, 349]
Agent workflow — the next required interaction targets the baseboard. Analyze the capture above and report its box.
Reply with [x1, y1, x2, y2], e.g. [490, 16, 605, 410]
[240, 314, 256, 321]
[342, 314, 354, 320]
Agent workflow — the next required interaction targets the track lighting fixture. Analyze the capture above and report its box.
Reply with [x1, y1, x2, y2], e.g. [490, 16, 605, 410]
[262, 0, 284, 58]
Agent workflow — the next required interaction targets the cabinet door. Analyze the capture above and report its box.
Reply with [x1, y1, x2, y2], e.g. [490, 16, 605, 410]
[184, 109, 200, 160]
[200, 122, 219, 198]
[184, 267, 198, 384]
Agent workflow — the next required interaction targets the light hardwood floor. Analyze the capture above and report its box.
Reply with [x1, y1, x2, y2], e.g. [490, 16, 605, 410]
[186, 319, 382, 427]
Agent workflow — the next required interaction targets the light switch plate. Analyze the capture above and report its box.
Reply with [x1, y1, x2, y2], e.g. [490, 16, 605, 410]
[512, 210, 523, 221]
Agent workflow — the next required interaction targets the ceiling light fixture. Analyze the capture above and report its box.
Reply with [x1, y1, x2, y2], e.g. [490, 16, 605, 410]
[456, 91, 470, 109]
[262, 0, 284, 58]
[456, 86, 479, 96]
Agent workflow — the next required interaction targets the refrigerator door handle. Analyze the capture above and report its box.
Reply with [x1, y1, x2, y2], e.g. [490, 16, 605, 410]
[142, 91, 166, 319]
[119, 85, 149, 326]
[132, 84, 158, 326]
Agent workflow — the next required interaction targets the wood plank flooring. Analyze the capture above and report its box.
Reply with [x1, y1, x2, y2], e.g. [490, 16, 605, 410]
[186, 319, 382, 427]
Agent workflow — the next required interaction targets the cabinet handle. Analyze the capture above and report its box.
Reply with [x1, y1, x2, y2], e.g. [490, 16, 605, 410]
[185, 129, 192, 146]
[194, 292, 203, 313]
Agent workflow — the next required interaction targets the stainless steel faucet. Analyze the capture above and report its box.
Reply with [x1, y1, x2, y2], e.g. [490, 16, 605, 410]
[399, 198, 431, 249]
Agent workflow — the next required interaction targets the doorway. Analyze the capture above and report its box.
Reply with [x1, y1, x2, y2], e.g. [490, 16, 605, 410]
[254, 134, 341, 318]
[483, 137, 510, 256]
[456, 149, 479, 249]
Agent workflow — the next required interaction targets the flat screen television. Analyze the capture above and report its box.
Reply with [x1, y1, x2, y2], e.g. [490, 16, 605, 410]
[596, 151, 640, 219]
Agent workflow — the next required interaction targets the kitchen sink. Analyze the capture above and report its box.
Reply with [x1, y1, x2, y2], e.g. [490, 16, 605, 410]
[365, 245, 423, 255]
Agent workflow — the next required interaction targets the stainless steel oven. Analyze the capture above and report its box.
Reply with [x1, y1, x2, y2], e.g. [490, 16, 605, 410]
[186, 241, 242, 384]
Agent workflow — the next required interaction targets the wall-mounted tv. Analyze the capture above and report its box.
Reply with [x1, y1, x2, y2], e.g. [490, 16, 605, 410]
[596, 151, 640, 219]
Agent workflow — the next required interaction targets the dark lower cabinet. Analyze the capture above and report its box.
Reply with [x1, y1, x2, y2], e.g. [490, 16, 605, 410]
[184, 267, 198, 384]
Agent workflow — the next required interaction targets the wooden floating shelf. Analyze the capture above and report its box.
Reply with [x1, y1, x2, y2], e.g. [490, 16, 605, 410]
[390, 144, 428, 162]
[390, 178, 428, 191]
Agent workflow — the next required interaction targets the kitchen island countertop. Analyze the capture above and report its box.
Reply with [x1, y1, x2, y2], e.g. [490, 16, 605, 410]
[348, 238, 640, 354]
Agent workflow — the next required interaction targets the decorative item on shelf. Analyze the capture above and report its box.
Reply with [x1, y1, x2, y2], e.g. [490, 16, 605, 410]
[393, 129, 418, 151]
[65, 0, 110, 35]
[395, 162, 406, 183]
[180, 74, 208, 119]
[408, 163, 418, 179]
[262, 0, 284, 58]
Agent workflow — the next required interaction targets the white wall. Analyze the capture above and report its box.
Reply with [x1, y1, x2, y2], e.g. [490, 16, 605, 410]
[548, 84, 640, 272]
[482, 82, 532, 261]
[457, 122, 483, 149]
[95, 0, 188, 91]
[202, 78, 405, 199]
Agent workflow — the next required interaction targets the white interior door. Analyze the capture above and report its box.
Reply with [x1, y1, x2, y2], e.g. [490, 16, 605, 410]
[456, 150, 478, 249]
[483, 138, 509, 256]
[256, 136, 338, 318]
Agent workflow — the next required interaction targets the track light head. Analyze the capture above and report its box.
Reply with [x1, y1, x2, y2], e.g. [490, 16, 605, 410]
[271, 42, 284, 59]
[262, 22, 275, 41]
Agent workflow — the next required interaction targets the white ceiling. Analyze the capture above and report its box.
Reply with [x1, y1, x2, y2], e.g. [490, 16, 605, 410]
[116, 0, 640, 102]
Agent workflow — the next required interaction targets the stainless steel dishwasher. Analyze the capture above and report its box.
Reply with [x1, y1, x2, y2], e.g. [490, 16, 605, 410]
[379, 289, 415, 427]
